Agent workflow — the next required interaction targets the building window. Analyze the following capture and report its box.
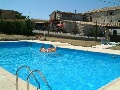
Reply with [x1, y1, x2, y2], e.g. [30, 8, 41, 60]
[83, 17, 86, 21]
[90, 17, 92, 22]
[118, 20, 120, 22]
[68, 14, 72, 18]
[109, 12, 114, 15]
[62, 13, 67, 17]
[113, 30, 117, 36]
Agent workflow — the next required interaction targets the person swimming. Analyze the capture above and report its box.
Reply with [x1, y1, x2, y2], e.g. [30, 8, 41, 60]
[40, 45, 56, 52]
[40, 45, 47, 52]
[47, 45, 56, 52]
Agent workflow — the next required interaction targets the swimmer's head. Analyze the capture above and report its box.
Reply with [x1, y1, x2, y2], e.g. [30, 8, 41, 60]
[112, 56, 115, 58]
[42, 45, 44, 48]
[50, 45, 53, 48]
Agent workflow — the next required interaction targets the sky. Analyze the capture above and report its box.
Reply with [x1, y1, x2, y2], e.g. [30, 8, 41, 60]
[0, 0, 120, 20]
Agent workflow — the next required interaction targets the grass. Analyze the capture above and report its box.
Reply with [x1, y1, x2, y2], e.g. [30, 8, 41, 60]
[44, 36, 101, 47]
[0, 34, 120, 50]
[0, 34, 30, 40]
[107, 45, 120, 50]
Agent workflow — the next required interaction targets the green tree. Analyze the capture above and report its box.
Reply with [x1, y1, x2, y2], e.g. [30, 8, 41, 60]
[95, 20, 98, 41]
[0, 19, 35, 35]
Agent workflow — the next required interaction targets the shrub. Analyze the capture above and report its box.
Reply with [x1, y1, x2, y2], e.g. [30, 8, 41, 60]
[0, 19, 35, 35]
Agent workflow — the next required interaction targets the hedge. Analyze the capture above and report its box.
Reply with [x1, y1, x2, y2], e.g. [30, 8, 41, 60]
[0, 19, 35, 35]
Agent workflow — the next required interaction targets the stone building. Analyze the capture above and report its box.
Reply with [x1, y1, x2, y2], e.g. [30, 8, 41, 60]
[85, 6, 120, 24]
[49, 6, 120, 41]
[49, 10, 83, 21]
[49, 10, 83, 32]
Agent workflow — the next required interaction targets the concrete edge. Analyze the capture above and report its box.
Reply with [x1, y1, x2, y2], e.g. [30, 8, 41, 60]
[0, 67, 37, 90]
[99, 77, 120, 90]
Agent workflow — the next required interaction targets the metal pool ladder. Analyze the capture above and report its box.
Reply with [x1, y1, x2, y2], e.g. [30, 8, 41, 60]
[16, 65, 52, 90]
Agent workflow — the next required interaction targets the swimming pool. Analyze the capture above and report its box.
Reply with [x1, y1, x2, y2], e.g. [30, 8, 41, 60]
[0, 41, 120, 90]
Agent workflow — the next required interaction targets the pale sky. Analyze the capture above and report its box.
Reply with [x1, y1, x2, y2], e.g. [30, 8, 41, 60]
[0, 0, 120, 20]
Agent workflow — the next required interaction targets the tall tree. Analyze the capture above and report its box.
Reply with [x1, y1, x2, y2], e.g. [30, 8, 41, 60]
[95, 20, 98, 41]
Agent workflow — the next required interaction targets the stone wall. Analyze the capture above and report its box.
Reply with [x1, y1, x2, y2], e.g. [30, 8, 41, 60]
[63, 20, 105, 37]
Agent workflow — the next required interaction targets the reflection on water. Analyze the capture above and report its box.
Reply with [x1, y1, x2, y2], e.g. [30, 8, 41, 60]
[46, 52, 64, 58]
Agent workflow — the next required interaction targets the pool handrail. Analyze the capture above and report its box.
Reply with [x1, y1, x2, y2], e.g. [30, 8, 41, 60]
[27, 70, 52, 90]
[16, 65, 40, 90]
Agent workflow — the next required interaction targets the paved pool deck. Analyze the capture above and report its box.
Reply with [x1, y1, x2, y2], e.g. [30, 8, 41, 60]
[0, 40, 120, 90]
[0, 67, 37, 90]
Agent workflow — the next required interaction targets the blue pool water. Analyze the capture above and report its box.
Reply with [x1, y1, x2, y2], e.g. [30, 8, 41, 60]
[0, 41, 120, 90]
